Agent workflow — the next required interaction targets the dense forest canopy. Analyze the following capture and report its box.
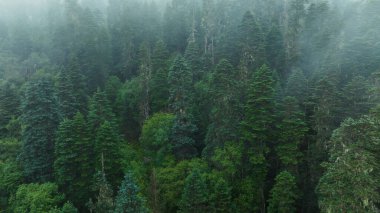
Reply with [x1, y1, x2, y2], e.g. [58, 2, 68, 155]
[0, 0, 380, 212]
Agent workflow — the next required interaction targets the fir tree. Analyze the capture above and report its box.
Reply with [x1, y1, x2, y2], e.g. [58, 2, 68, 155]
[20, 76, 59, 182]
[168, 55, 197, 160]
[239, 11, 266, 71]
[57, 69, 78, 119]
[95, 121, 123, 188]
[87, 172, 114, 213]
[204, 59, 239, 156]
[0, 81, 20, 138]
[114, 172, 147, 213]
[276, 96, 308, 170]
[88, 89, 117, 132]
[268, 171, 299, 213]
[54, 113, 93, 209]
[179, 169, 208, 213]
[285, 68, 308, 105]
[241, 64, 276, 212]
[150, 40, 170, 113]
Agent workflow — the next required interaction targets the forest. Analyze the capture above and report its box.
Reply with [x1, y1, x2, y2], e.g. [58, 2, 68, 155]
[0, 0, 380, 212]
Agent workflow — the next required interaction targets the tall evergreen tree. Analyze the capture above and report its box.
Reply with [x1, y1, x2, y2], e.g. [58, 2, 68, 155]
[150, 40, 170, 113]
[20, 75, 59, 182]
[54, 113, 93, 209]
[238, 11, 266, 72]
[88, 89, 116, 132]
[285, 68, 308, 105]
[95, 121, 123, 188]
[0, 81, 20, 138]
[57, 69, 78, 119]
[276, 96, 308, 171]
[204, 59, 239, 156]
[168, 55, 197, 160]
[114, 172, 147, 213]
[241, 64, 276, 212]
[179, 169, 208, 213]
[268, 171, 299, 213]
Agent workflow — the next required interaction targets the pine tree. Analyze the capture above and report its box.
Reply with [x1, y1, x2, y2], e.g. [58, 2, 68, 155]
[54, 113, 93, 209]
[239, 11, 266, 71]
[20, 75, 59, 182]
[57, 69, 78, 119]
[179, 169, 208, 213]
[95, 121, 123, 188]
[150, 40, 170, 113]
[0, 81, 20, 138]
[266, 23, 286, 77]
[276, 96, 308, 170]
[204, 59, 239, 156]
[168, 55, 197, 160]
[87, 172, 114, 213]
[268, 171, 299, 213]
[285, 68, 308, 105]
[185, 40, 203, 82]
[114, 172, 147, 213]
[88, 89, 116, 132]
[241, 64, 276, 212]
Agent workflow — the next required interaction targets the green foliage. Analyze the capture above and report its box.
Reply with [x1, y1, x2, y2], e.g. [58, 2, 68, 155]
[205, 59, 240, 156]
[20, 75, 60, 182]
[114, 172, 147, 213]
[285, 68, 308, 104]
[179, 169, 209, 213]
[88, 89, 117, 132]
[168, 55, 197, 160]
[54, 113, 93, 208]
[277, 96, 308, 169]
[156, 159, 208, 212]
[240, 64, 276, 212]
[150, 40, 170, 113]
[87, 172, 114, 213]
[95, 121, 123, 188]
[268, 171, 299, 213]
[0, 81, 20, 138]
[140, 113, 175, 165]
[239, 11, 266, 71]
[9, 183, 64, 213]
[209, 178, 231, 213]
[317, 116, 380, 213]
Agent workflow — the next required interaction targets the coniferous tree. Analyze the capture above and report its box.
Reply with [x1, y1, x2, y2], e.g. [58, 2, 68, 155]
[88, 89, 116, 132]
[168, 55, 197, 160]
[95, 121, 123, 188]
[204, 59, 239, 156]
[114, 172, 147, 213]
[268, 171, 299, 213]
[57, 69, 78, 119]
[179, 169, 208, 213]
[277, 96, 308, 171]
[285, 68, 308, 105]
[20, 76, 59, 182]
[150, 40, 170, 113]
[239, 11, 266, 72]
[241, 64, 276, 212]
[87, 172, 114, 213]
[54, 113, 93, 209]
[0, 81, 20, 138]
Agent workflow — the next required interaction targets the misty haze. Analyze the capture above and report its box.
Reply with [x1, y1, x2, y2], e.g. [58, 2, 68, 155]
[1, 0, 380, 212]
